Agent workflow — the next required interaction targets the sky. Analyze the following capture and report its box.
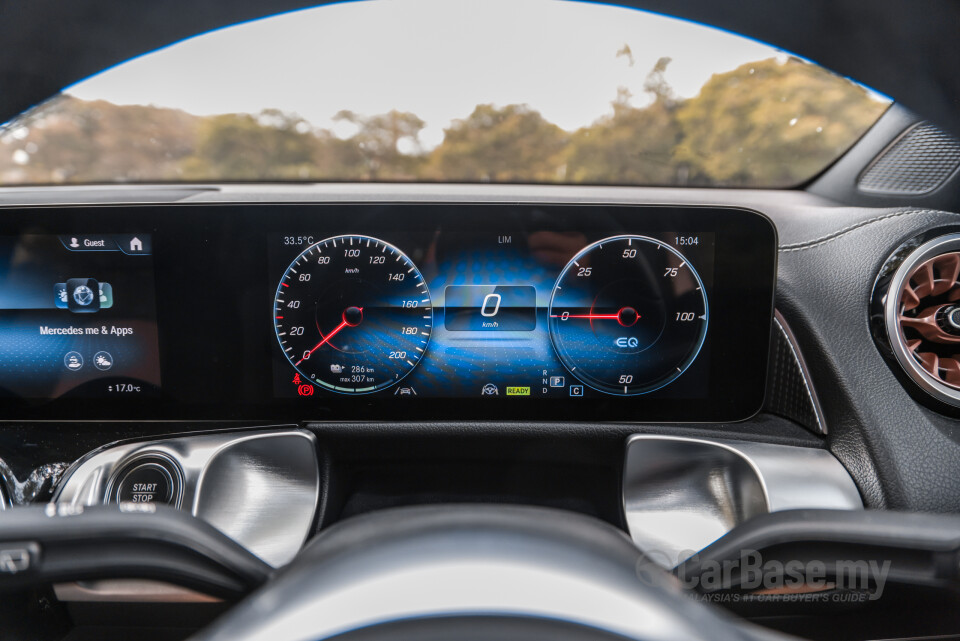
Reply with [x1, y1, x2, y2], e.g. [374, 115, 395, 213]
[68, 0, 785, 149]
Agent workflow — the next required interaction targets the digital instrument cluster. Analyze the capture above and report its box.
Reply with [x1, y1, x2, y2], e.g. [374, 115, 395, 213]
[271, 231, 711, 400]
[0, 203, 776, 422]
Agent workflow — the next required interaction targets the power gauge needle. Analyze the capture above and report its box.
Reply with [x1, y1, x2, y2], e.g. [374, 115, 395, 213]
[295, 306, 363, 365]
[550, 306, 640, 327]
[550, 313, 621, 319]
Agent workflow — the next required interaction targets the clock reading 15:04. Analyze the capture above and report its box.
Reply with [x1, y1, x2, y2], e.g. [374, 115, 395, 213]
[274, 235, 433, 394]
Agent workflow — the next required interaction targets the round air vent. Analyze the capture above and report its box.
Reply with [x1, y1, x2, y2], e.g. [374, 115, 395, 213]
[884, 233, 960, 406]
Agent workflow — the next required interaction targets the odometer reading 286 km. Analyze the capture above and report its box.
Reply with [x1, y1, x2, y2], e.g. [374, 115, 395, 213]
[274, 235, 432, 394]
[548, 235, 708, 396]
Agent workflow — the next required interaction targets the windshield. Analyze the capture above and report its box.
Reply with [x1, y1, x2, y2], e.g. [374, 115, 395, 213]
[0, 0, 889, 188]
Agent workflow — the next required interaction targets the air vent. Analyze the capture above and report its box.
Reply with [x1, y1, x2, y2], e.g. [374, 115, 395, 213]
[884, 234, 960, 406]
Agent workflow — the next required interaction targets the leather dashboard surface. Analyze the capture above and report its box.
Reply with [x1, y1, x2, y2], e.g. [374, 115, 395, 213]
[776, 205, 960, 511]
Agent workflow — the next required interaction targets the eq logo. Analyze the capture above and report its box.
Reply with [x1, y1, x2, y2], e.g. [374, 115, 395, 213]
[615, 337, 640, 348]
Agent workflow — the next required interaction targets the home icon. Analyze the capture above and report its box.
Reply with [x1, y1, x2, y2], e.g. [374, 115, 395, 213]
[129, 237, 143, 252]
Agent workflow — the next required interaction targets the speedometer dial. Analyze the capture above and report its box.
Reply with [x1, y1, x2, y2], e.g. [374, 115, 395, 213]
[548, 235, 708, 395]
[274, 235, 432, 394]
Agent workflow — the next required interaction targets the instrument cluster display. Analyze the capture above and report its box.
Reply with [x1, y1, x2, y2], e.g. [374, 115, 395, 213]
[0, 203, 775, 422]
[270, 224, 715, 401]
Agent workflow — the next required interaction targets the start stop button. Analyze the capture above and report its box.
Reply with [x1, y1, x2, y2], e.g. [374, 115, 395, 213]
[113, 458, 180, 506]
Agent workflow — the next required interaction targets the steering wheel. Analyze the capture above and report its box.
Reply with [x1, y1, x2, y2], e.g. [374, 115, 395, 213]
[7, 468, 960, 637]
[0, 503, 790, 641]
[189, 505, 782, 641]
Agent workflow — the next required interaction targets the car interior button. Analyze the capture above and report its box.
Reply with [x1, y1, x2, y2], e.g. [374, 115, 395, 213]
[114, 460, 178, 506]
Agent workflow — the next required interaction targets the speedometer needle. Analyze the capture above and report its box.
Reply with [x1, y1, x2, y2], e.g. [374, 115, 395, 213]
[295, 307, 363, 365]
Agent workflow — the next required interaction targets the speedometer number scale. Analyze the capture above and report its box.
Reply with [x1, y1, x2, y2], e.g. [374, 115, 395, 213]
[548, 235, 708, 395]
[275, 235, 432, 394]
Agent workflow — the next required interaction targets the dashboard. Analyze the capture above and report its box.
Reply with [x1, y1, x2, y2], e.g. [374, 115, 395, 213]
[3, 1, 960, 637]
[0, 203, 776, 422]
[3, 187, 960, 641]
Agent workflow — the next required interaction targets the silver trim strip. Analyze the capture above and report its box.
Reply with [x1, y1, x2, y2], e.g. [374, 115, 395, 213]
[884, 233, 960, 406]
[773, 310, 827, 434]
[622, 435, 862, 567]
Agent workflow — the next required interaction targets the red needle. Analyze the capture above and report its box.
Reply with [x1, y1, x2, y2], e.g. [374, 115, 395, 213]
[295, 307, 362, 365]
[551, 306, 640, 327]
[550, 313, 621, 319]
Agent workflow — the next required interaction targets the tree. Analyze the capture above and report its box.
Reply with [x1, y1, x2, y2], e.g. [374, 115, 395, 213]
[0, 57, 890, 188]
[566, 58, 685, 185]
[181, 109, 319, 180]
[674, 57, 888, 186]
[310, 129, 367, 181]
[427, 104, 567, 182]
[0, 96, 198, 183]
[332, 110, 426, 180]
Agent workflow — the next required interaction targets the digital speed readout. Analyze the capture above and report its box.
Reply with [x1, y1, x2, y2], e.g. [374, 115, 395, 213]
[274, 235, 433, 394]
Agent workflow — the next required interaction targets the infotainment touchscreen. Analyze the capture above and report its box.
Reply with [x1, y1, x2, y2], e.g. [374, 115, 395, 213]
[0, 234, 161, 399]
